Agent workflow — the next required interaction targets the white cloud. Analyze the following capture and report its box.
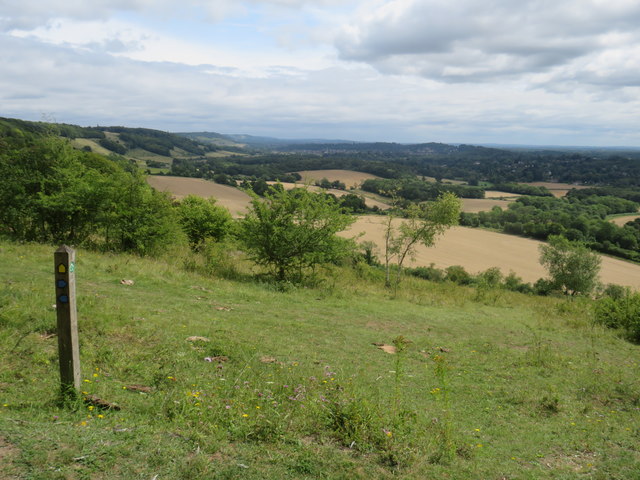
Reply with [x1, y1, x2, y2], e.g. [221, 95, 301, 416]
[1, 0, 640, 146]
[336, 0, 640, 88]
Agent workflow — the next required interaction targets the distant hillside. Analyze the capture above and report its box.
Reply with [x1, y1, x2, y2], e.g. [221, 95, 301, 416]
[226, 133, 355, 147]
[177, 131, 245, 148]
[0, 117, 225, 172]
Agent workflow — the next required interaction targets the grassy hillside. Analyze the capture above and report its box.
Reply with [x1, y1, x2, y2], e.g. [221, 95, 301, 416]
[1, 240, 639, 479]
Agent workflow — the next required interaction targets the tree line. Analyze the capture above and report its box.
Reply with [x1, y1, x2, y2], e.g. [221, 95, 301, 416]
[460, 194, 640, 261]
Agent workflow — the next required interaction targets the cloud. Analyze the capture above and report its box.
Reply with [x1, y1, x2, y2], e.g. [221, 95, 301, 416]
[336, 0, 640, 87]
[1, 0, 640, 146]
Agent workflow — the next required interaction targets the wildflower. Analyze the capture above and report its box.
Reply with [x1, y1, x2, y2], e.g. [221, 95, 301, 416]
[225, 405, 231, 409]
[255, 406, 261, 409]
[83, 379, 91, 383]
[474, 428, 481, 432]
[2, 404, 8, 407]
[80, 421, 87, 426]
[242, 414, 249, 418]
[93, 373, 98, 378]
[88, 405, 94, 411]
[97, 414, 104, 419]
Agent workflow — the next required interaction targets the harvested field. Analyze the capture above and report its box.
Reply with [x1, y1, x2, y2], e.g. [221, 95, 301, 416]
[268, 182, 391, 210]
[484, 190, 520, 199]
[147, 176, 251, 216]
[421, 176, 465, 185]
[296, 170, 380, 188]
[344, 216, 640, 289]
[461, 198, 515, 213]
[525, 182, 587, 198]
[610, 214, 640, 226]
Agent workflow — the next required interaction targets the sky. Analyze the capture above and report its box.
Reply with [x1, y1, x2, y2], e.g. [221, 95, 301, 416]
[1, 0, 639, 146]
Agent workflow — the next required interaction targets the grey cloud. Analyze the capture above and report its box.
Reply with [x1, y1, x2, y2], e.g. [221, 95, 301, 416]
[1, 25, 639, 146]
[337, 0, 640, 87]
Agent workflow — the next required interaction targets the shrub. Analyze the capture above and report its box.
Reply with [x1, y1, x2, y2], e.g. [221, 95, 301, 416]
[504, 272, 533, 294]
[477, 267, 503, 288]
[239, 188, 355, 282]
[409, 264, 445, 282]
[176, 195, 233, 251]
[594, 293, 640, 343]
[445, 265, 472, 285]
[539, 235, 601, 296]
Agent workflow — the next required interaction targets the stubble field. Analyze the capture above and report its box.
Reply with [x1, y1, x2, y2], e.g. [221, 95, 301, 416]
[345, 216, 640, 289]
[146, 174, 640, 289]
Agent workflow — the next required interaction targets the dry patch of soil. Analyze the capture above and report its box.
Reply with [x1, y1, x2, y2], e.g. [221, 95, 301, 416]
[296, 170, 380, 188]
[484, 190, 520, 199]
[146, 176, 252, 216]
[344, 216, 640, 289]
[610, 214, 640, 226]
[0, 436, 21, 479]
[461, 198, 515, 213]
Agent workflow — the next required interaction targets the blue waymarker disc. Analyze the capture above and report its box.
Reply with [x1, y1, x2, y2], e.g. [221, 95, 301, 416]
[57, 280, 67, 289]
[59, 295, 69, 304]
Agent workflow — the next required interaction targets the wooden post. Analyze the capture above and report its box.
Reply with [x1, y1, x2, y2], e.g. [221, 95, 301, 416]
[54, 245, 81, 397]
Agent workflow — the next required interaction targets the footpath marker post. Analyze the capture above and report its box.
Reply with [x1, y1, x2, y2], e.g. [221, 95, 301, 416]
[54, 245, 81, 397]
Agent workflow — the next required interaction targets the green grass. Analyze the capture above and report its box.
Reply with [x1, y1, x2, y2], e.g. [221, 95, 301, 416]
[1, 240, 639, 479]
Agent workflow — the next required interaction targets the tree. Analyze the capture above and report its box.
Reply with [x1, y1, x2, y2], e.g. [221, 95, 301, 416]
[176, 195, 233, 251]
[0, 136, 181, 255]
[384, 192, 461, 289]
[239, 187, 355, 282]
[538, 235, 601, 296]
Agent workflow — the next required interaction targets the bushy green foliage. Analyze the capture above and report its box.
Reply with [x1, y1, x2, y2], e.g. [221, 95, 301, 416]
[176, 195, 233, 251]
[490, 182, 553, 197]
[539, 236, 601, 296]
[594, 292, 640, 342]
[98, 137, 127, 154]
[362, 177, 484, 200]
[0, 136, 180, 255]
[444, 265, 473, 285]
[239, 188, 356, 282]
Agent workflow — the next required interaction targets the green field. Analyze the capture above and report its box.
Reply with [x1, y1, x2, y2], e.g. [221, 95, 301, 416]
[1, 240, 639, 479]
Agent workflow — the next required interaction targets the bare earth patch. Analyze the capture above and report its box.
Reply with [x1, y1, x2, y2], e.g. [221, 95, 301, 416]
[610, 214, 640, 226]
[461, 198, 515, 213]
[484, 190, 521, 199]
[344, 216, 640, 289]
[146, 176, 252, 216]
[0, 436, 21, 479]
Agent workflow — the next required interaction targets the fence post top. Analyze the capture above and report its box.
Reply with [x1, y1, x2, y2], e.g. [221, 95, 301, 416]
[56, 245, 75, 254]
